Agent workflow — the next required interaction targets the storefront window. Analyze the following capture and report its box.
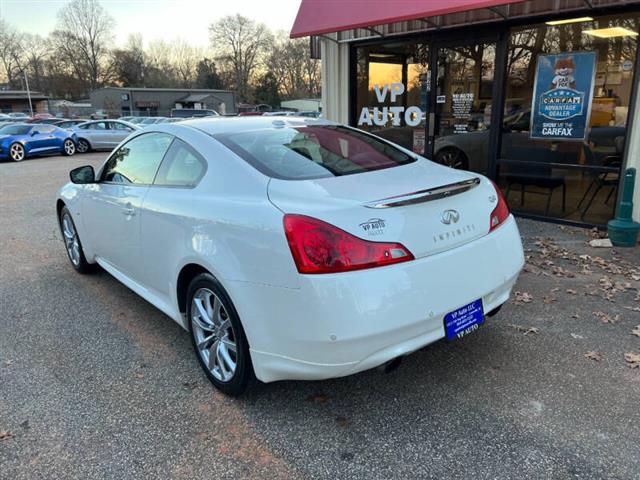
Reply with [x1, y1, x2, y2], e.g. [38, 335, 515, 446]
[432, 43, 496, 173]
[499, 14, 638, 225]
[355, 42, 429, 154]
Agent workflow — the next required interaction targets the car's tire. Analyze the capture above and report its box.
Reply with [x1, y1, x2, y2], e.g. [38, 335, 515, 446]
[59, 206, 93, 273]
[434, 147, 469, 170]
[76, 138, 91, 153]
[187, 273, 254, 396]
[9, 142, 25, 162]
[62, 139, 76, 156]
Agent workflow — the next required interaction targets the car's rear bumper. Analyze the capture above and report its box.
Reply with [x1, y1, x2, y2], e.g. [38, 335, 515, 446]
[229, 215, 525, 383]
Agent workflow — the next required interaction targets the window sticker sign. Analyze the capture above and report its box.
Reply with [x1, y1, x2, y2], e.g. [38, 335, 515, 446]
[530, 51, 597, 141]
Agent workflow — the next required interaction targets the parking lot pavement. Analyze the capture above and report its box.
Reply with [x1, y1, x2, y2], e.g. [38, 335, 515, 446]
[1, 153, 639, 480]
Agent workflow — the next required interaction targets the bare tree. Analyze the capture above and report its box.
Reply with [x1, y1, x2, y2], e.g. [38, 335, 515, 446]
[21, 33, 50, 92]
[111, 34, 147, 86]
[209, 15, 272, 101]
[0, 20, 24, 88]
[268, 32, 320, 100]
[145, 39, 178, 87]
[49, 0, 115, 94]
[172, 40, 203, 88]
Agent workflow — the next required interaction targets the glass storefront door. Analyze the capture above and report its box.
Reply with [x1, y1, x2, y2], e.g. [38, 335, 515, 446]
[355, 42, 430, 155]
[429, 42, 497, 174]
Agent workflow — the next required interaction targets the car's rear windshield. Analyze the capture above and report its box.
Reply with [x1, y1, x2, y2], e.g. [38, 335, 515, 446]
[0, 125, 31, 135]
[214, 125, 416, 180]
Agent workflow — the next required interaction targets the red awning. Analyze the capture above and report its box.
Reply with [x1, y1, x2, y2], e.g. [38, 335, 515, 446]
[291, 0, 525, 38]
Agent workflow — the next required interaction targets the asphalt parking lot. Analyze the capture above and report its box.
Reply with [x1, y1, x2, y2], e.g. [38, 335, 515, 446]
[1, 153, 639, 479]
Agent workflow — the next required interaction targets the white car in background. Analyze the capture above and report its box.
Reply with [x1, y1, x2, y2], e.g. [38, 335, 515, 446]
[56, 116, 524, 395]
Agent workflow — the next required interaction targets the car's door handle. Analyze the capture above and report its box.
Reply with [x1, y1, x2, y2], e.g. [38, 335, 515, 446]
[122, 206, 136, 216]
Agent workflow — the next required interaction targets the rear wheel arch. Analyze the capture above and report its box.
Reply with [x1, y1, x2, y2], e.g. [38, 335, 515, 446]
[177, 263, 211, 314]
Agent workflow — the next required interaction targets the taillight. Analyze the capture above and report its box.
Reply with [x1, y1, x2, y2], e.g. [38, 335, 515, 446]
[489, 181, 510, 232]
[283, 214, 414, 274]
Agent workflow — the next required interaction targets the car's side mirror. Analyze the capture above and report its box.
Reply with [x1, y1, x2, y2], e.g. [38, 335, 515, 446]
[31, 130, 38, 136]
[70, 165, 95, 184]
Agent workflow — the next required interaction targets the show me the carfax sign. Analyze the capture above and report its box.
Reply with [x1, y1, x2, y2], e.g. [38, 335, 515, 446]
[530, 51, 597, 141]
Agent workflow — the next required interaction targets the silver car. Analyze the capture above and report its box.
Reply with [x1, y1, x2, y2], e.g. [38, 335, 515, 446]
[73, 120, 140, 153]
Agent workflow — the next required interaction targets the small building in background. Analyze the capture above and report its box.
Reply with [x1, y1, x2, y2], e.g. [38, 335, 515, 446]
[280, 98, 322, 112]
[0, 90, 49, 114]
[90, 87, 237, 117]
[48, 99, 93, 119]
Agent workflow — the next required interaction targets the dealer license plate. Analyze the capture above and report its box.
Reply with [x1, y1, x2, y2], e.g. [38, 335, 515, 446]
[444, 299, 484, 341]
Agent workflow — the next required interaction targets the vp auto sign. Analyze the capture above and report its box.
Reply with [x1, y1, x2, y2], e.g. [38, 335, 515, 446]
[530, 51, 597, 141]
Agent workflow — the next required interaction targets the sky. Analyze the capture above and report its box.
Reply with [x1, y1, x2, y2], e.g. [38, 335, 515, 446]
[0, 0, 302, 47]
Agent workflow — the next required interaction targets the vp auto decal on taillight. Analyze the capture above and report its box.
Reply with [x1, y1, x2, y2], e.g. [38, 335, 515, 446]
[489, 181, 510, 232]
[283, 214, 414, 274]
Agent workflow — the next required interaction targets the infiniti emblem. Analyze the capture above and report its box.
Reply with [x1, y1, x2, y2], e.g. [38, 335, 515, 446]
[440, 209, 460, 225]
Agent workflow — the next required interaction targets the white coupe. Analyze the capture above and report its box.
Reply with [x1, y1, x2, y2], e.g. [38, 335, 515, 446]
[57, 117, 524, 395]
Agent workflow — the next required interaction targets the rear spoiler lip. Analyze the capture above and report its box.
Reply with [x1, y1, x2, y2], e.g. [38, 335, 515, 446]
[364, 177, 482, 209]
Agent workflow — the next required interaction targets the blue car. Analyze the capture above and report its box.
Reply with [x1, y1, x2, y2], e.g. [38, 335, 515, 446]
[0, 123, 78, 162]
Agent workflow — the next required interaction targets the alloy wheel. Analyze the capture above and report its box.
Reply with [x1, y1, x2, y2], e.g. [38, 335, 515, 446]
[64, 139, 76, 155]
[61, 212, 81, 266]
[438, 149, 467, 170]
[77, 139, 89, 153]
[9, 143, 25, 162]
[191, 288, 238, 382]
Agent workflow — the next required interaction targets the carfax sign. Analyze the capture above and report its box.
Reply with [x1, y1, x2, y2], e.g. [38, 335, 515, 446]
[530, 51, 597, 141]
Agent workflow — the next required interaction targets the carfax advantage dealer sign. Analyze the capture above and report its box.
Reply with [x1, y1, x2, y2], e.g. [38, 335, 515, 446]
[530, 51, 597, 141]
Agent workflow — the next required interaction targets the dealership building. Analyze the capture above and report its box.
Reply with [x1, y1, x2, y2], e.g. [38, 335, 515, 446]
[292, 0, 640, 227]
[90, 87, 237, 118]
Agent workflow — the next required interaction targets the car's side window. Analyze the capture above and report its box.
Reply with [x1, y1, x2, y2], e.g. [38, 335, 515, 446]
[110, 122, 128, 131]
[92, 122, 107, 131]
[153, 139, 207, 188]
[100, 133, 173, 185]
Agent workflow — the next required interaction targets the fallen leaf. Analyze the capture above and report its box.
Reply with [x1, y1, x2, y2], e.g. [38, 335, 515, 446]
[515, 291, 533, 304]
[135, 373, 144, 379]
[572, 314, 580, 319]
[306, 393, 331, 405]
[624, 352, 640, 368]
[508, 324, 539, 335]
[543, 295, 556, 304]
[570, 333, 584, 339]
[624, 306, 640, 313]
[593, 311, 619, 324]
[584, 351, 602, 362]
[566, 289, 577, 294]
[336, 416, 350, 428]
[632, 325, 640, 338]
[551, 287, 560, 293]
[0, 431, 13, 441]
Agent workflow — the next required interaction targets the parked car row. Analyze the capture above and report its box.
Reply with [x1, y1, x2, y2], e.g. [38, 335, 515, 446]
[0, 119, 141, 162]
[1, 110, 318, 162]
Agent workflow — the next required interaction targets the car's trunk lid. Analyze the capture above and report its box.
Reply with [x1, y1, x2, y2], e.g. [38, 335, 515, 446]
[268, 159, 498, 259]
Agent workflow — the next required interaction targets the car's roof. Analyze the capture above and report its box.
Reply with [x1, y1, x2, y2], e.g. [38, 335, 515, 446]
[180, 116, 336, 136]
